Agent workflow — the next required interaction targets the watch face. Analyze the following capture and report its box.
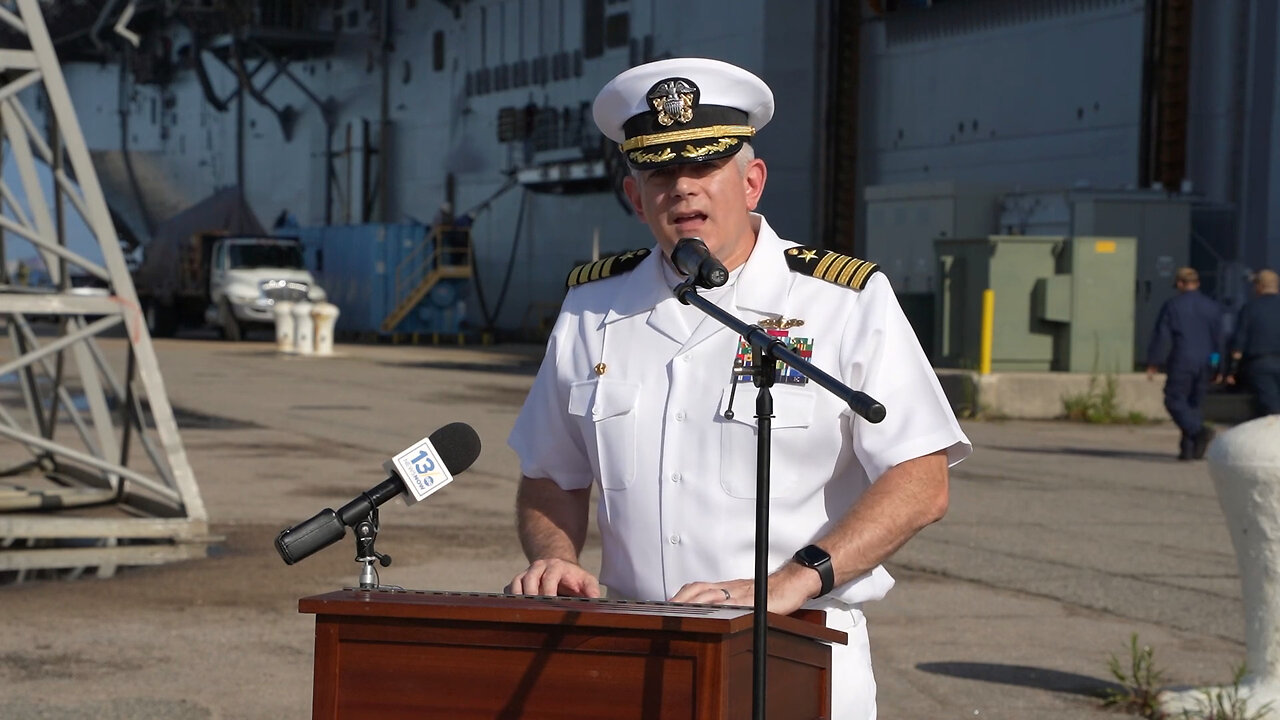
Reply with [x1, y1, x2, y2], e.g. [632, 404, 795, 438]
[796, 545, 829, 566]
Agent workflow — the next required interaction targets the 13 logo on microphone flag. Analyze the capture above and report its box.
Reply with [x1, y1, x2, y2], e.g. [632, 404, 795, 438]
[384, 438, 455, 505]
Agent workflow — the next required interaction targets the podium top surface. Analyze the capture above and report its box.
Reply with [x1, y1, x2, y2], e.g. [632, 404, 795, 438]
[299, 589, 846, 645]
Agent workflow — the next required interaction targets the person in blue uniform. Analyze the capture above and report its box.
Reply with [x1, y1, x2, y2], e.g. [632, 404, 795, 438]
[1226, 268, 1280, 417]
[1145, 267, 1224, 459]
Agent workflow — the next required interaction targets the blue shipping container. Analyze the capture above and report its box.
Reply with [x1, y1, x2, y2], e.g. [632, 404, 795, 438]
[290, 223, 469, 335]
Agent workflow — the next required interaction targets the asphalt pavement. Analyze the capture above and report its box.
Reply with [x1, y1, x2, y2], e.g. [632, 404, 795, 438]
[0, 335, 1254, 719]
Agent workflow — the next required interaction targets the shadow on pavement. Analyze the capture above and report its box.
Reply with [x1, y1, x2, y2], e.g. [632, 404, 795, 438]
[169, 405, 264, 430]
[376, 359, 540, 376]
[917, 662, 1122, 698]
[985, 445, 1178, 463]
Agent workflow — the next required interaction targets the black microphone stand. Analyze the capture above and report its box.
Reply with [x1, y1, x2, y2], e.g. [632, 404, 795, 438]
[672, 277, 886, 720]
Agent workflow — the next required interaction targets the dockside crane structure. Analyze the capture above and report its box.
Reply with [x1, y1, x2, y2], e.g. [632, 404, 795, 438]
[0, 0, 210, 580]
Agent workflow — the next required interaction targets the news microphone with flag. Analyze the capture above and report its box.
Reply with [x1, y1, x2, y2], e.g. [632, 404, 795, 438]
[672, 237, 729, 289]
[274, 421, 482, 565]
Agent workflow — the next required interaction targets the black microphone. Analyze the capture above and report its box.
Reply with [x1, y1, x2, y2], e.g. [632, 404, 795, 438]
[274, 421, 482, 565]
[672, 237, 729, 289]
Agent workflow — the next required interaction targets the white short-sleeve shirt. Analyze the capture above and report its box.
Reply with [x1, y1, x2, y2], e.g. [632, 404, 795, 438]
[509, 214, 971, 608]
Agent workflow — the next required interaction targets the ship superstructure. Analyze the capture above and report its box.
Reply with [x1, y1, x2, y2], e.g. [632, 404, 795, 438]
[6, 0, 1280, 344]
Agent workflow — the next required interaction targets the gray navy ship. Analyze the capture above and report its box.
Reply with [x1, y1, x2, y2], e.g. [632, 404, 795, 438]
[8, 0, 1280, 364]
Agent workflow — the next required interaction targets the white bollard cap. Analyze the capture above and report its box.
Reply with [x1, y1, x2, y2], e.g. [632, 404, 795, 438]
[273, 300, 297, 354]
[1204, 414, 1280, 690]
[311, 302, 340, 319]
[1207, 415, 1280, 469]
[311, 302, 340, 357]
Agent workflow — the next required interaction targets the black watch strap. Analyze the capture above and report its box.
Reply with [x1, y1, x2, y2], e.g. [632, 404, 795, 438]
[793, 544, 835, 597]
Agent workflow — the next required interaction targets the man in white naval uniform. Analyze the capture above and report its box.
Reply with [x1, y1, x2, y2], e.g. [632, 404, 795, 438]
[507, 57, 971, 719]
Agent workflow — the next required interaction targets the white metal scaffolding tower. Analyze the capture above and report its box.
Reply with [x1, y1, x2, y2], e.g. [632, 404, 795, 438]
[0, 0, 209, 578]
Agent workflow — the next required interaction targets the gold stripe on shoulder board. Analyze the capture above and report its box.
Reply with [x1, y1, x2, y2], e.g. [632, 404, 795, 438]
[784, 246, 880, 290]
[566, 248, 651, 288]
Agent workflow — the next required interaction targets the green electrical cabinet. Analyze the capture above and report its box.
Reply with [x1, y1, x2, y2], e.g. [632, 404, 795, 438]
[934, 236, 1058, 371]
[1042, 236, 1138, 373]
[934, 235, 1137, 372]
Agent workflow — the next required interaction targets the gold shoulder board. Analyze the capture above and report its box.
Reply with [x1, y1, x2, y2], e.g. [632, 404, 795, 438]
[565, 248, 652, 288]
[784, 246, 880, 290]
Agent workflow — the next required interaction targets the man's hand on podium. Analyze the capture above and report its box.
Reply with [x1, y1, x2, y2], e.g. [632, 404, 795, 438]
[669, 561, 820, 614]
[506, 558, 602, 598]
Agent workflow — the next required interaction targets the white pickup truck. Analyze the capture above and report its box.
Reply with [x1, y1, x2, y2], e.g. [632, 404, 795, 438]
[135, 233, 327, 341]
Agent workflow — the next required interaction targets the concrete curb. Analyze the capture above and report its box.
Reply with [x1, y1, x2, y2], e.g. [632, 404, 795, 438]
[935, 369, 1254, 422]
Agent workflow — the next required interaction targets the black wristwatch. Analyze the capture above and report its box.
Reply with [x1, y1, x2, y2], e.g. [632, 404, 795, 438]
[793, 544, 835, 598]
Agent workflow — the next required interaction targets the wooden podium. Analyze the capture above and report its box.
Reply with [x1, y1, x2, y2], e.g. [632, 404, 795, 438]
[299, 589, 846, 720]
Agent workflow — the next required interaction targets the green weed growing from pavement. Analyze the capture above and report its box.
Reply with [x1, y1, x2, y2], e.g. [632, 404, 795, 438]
[1063, 374, 1150, 424]
[1103, 633, 1167, 718]
[1102, 635, 1273, 720]
[1177, 663, 1273, 720]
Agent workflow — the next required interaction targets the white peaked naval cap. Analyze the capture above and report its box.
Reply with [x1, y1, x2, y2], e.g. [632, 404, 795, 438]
[593, 57, 775, 170]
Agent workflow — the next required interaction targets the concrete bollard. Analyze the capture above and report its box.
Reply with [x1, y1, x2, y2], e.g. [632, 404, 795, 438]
[291, 302, 314, 356]
[1161, 415, 1280, 715]
[273, 301, 296, 353]
[312, 302, 340, 356]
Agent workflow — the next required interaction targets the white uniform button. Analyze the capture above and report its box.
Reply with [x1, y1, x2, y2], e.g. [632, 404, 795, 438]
[671, 472, 682, 483]
[675, 411, 686, 422]
[682, 354, 691, 363]
[669, 534, 681, 544]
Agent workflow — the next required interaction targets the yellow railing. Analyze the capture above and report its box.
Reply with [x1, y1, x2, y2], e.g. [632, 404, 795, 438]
[383, 226, 472, 332]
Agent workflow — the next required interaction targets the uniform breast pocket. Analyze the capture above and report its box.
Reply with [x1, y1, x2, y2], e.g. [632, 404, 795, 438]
[568, 379, 641, 491]
[718, 385, 815, 498]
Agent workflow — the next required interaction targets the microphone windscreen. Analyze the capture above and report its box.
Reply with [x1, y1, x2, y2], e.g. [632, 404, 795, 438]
[428, 421, 482, 475]
[672, 237, 706, 278]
